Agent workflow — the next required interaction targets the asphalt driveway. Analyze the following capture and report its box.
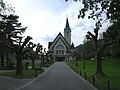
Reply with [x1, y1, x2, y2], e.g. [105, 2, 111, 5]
[15, 62, 97, 90]
[0, 75, 32, 90]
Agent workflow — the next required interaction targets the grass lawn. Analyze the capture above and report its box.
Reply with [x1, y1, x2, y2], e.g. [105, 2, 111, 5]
[0, 62, 54, 79]
[66, 57, 120, 90]
[0, 69, 36, 79]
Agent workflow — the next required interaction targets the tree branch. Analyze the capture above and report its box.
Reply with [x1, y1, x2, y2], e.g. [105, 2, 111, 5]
[87, 31, 96, 41]
[22, 44, 36, 55]
[0, 41, 16, 51]
[19, 36, 32, 53]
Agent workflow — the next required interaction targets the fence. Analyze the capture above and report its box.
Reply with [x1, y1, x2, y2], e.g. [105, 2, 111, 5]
[73, 68, 111, 90]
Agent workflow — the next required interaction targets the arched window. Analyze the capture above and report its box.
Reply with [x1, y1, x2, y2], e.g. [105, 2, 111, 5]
[56, 45, 64, 49]
[55, 45, 65, 55]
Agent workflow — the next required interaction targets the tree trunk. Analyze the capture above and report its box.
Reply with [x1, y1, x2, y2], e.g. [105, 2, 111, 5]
[1, 51, 4, 66]
[32, 59, 35, 69]
[93, 36, 105, 76]
[95, 51, 104, 76]
[6, 50, 10, 69]
[16, 55, 23, 75]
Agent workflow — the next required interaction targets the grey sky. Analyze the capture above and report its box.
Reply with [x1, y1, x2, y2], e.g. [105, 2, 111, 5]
[4, 0, 108, 49]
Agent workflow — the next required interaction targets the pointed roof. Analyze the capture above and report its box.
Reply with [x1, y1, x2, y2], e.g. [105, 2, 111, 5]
[71, 42, 75, 49]
[65, 17, 70, 28]
[48, 32, 71, 50]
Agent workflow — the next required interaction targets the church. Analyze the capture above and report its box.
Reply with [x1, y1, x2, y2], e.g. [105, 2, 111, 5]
[48, 17, 75, 62]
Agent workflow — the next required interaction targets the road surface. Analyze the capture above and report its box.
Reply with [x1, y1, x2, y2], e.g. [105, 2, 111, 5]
[15, 62, 97, 90]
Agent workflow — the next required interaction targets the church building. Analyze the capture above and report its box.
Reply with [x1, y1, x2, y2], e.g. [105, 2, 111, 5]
[48, 17, 75, 61]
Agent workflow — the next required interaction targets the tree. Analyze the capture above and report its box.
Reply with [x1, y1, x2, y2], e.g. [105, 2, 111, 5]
[26, 43, 43, 69]
[66, 0, 120, 76]
[0, 45, 5, 66]
[86, 21, 120, 77]
[66, 0, 120, 22]
[82, 40, 95, 60]
[0, 28, 6, 66]
[102, 20, 120, 56]
[0, 1, 15, 15]
[110, 42, 120, 58]
[15, 36, 36, 75]
[0, 1, 15, 67]
[0, 36, 36, 75]
[0, 14, 37, 75]
[0, 2, 37, 75]
[0, 14, 26, 69]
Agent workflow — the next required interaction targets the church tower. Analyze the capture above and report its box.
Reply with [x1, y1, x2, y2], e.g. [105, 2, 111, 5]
[64, 17, 71, 45]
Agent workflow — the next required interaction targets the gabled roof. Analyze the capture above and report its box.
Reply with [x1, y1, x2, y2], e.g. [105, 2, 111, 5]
[49, 32, 70, 50]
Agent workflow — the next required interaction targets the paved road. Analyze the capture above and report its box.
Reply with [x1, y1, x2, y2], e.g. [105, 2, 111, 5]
[15, 62, 97, 90]
[0, 75, 32, 90]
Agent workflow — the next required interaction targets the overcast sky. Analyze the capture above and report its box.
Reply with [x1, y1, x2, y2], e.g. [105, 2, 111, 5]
[5, 0, 108, 49]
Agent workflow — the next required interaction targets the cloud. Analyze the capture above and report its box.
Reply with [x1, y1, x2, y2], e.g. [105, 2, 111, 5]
[4, 0, 87, 48]
[5, 0, 108, 49]
[41, 35, 54, 43]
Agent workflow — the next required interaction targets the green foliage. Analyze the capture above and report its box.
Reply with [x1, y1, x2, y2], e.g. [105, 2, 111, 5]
[0, 14, 27, 48]
[103, 20, 120, 42]
[104, 42, 120, 58]
[79, 40, 95, 60]
[77, 0, 120, 22]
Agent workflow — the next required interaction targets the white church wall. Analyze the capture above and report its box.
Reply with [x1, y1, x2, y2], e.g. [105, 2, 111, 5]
[53, 39, 66, 55]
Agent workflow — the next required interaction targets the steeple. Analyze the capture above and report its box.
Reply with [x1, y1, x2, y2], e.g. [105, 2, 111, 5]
[65, 17, 70, 29]
[64, 17, 71, 45]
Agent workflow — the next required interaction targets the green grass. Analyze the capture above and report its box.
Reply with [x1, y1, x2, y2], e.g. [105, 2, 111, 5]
[0, 62, 54, 79]
[0, 69, 36, 79]
[66, 58, 120, 90]
[0, 66, 8, 70]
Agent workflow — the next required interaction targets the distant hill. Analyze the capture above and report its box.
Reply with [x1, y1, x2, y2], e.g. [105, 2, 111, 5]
[75, 44, 82, 52]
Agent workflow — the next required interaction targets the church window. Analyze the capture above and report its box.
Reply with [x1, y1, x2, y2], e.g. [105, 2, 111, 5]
[55, 45, 65, 55]
[62, 50, 64, 54]
[59, 50, 61, 54]
[56, 45, 64, 49]
[56, 50, 58, 54]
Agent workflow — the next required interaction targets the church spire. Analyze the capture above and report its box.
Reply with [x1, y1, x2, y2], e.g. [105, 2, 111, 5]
[65, 17, 70, 28]
[64, 17, 71, 45]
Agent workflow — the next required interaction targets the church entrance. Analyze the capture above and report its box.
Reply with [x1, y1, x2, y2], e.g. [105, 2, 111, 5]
[55, 57, 65, 61]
